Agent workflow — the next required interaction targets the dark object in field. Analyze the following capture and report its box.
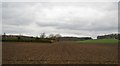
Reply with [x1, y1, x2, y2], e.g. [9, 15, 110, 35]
[50, 40, 54, 43]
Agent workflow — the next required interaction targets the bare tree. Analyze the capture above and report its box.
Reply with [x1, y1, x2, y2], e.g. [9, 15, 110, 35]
[55, 34, 61, 38]
[48, 34, 62, 42]
[55, 34, 61, 41]
[40, 33, 46, 39]
[3, 32, 6, 38]
[49, 34, 55, 39]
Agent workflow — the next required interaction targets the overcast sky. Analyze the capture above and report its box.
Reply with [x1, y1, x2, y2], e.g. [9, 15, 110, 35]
[2, 2, 118, 38]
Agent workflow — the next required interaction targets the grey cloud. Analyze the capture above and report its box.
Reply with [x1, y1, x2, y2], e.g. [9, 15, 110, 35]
[2, 24, 32, 34]
[2, 0, 119, 2]
[36, 21, 117, 32]
[2, 2, 118, 38]
[2, 3, 35, 26]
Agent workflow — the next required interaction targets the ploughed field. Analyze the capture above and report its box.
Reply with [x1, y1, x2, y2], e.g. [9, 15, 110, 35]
[2, 42, 118, 64]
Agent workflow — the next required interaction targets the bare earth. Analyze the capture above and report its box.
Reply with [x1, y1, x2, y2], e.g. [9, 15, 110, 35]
[2, 42, 118, 64]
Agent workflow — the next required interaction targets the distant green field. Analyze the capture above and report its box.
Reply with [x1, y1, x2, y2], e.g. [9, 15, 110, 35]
[77, 39, 119, 44]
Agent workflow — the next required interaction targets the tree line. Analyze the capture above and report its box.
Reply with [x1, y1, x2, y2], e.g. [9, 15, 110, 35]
[2, 32, 62, 43]
[97, 34, 119, 40]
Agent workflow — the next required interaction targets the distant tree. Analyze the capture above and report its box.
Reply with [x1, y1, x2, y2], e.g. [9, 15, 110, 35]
[49, 34, 55, 39]
[40, 33, 46, 39]
[115, 34, 118, 39]
[35, 36, 39, 39]
[55, 34, 61, 41]
[4, 32, 6, 36]
[55, 34, 61, 38]
[18, 34, 22, 40]
[48, 34, 62, 41]
[118, 34, 120, 40]
[30, 36, 34, 38]
[3, 32, 6, 38]
[18, 36, 21, 40]
[97, 34, 119, 39]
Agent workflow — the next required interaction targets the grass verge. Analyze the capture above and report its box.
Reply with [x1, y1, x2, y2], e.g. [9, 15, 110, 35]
[77, 39, 119, 44]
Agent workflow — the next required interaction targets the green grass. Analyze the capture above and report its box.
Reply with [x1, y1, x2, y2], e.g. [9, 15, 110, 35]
[77, 39, 119, 44]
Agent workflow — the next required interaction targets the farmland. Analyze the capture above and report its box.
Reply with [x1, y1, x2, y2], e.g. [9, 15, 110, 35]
[77, 39, 119, 44]
[2, 41, 118, 64]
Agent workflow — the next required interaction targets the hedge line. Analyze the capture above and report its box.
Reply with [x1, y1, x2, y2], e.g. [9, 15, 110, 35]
[2, 39, 53, 43]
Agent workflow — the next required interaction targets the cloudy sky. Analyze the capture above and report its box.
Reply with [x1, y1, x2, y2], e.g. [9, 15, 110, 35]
[2, 2, 118, 38]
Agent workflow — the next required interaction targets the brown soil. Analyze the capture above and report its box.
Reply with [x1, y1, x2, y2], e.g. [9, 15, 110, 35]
[2, 41, 118, 64]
